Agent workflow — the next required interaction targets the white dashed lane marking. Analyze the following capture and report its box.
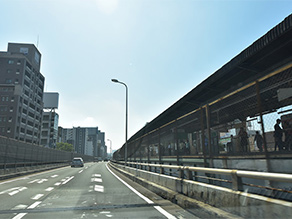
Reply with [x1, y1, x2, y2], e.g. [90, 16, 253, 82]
[31, 194, 44, 200]
[45, 187, 54, 192]
[62, 176, 74, 185]
[2, 187, 28, 196]
[37, 179, 48, 184]
[28, 179, 48, 184]
[91, 178, 102, 183]
[12, 201, 42, 219]
[11, 205, 27, 210]
[94, 185, 104, 193]
[28, 179, 39, 184]
[27, 201, 42, 209]
[12, 213, 27, 219]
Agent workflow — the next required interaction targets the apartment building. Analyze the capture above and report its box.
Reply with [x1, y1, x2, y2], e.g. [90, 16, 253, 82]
[0, 43, 44, 144]
[58, 126, 107, 157]
[40, 92, 59, 148]
[40, 110, 59, 148]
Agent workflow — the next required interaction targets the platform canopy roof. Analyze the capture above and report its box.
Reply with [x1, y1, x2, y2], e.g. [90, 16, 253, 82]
[127, 14, 292, 144]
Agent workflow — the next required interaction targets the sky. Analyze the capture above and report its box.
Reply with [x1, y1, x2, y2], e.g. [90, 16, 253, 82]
[0, 0, 291, 151]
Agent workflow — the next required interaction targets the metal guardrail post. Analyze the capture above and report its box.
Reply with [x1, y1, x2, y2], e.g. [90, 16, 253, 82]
[160, 165, 164, 174]
[186, 167, 192, 180]
[179, 167, 184, 179]
[148, 163, 151, 172]
[231, 170, 243, 191]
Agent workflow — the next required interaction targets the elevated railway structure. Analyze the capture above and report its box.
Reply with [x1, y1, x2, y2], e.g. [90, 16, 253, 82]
[113, 14, 292, 171]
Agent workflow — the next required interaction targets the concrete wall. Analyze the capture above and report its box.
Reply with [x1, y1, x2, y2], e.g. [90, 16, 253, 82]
[111, 162, 292, 218]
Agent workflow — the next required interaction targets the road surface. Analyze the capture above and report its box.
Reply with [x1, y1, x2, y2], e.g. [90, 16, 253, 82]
[0, 162, 196, 218]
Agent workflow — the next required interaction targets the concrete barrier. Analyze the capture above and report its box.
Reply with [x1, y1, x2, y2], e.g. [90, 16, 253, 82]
[110, 162, 292, 218]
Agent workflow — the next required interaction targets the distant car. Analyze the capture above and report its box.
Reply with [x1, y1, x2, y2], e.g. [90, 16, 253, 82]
[93, 157, 102, 162]
[71, 157, 84, 167]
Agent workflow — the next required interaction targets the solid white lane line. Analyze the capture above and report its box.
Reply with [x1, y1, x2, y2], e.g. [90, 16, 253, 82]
[27, 201, 42, 209]
[106, 164, 176, 219]
[45, 187, 54, 191]
[12, 213, 27, 219]
[62, 176, 74, 185]
[31, 194, 44, 200]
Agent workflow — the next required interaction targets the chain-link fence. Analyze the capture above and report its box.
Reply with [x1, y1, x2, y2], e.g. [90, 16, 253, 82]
[114, 65, 292, 165]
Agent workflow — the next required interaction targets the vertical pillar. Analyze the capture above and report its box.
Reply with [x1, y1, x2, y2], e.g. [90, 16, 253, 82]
[206, 104, 213, 158]
[147, 136, 150, 163]
[200, 107, 207, 167]
[255, 81, 272, 174]
[175, 120, 180, 165]
[139, 142, 142, 163]
[158, 128, 162, 164]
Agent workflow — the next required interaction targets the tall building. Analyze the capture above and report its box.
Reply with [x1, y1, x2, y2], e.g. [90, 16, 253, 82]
[40, 111, 59, 148]
[40, 92, 59, 148]
[58, 126, 106, 157]
[0, 43, 44, 144]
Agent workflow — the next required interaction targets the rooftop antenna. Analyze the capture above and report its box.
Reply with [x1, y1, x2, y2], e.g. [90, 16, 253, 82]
[37, 35, 39, 48]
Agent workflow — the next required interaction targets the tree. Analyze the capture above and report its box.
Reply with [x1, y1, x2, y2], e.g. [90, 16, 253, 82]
[56, 142, 74, 152]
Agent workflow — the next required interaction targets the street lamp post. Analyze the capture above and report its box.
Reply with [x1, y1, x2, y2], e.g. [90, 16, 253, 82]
[111, 79, 128, 162]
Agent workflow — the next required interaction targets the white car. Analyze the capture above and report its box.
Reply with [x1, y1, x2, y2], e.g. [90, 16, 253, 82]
[71, 157, 84, 167]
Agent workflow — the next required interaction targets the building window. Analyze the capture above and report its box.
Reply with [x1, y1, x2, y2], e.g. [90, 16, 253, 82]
[7, 69, 12, 74]
[16, 69, 20, 74]
[0, 117, 7, 122]
[1, 96, 9, 101]
[8, 60, 14, 64]
[17, 60, 21, 65]
[0, 106, 8, 112]
[5, 79, 12, 84]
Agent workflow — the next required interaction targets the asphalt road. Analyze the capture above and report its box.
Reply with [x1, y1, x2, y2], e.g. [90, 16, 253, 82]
[0, 162, 196, 219]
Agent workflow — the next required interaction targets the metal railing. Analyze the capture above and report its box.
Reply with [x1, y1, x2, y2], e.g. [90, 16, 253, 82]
[118, 161, 292, 195]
